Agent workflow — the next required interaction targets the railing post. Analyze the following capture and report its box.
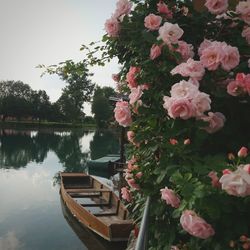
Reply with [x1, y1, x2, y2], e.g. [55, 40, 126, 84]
[135, 196, 151, 250]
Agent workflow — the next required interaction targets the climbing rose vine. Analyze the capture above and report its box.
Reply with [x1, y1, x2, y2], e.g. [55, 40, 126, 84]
[100, 0, 250, 249]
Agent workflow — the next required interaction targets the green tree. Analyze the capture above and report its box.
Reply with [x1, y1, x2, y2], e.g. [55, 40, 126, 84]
[31, 90, 51, 121]
[91, 86, 115, 128]
[0, 81, 34, 120]
[39, 60, 95, 122]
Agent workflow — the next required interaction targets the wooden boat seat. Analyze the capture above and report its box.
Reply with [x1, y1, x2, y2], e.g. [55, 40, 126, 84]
[67, 188, 110, 193]
[81, 203, 110, 207]
[94, 211, 117, 216]
[68, 189, 111, 198]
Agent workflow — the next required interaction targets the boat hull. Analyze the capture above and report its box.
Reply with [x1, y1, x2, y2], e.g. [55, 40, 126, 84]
[60, 172, 133, 242]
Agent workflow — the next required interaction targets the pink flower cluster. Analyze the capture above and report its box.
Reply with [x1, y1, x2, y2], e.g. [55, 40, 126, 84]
[121, 186, 132, 202]
[236, 1, 250, 25]
[199, 39, 240, 71]
[160, 187, 180, 208]
[105, 0, 132, 37]
[114, 101, 132, 127]
[180, 210, 215, 239]
[205, 0, 228, 15]
[219, 165, 250, 197]
[124, 157, 142, 190]
[227, 73, 250, 96]
[163, 80, 211, 119]
[171, 58, 205, 82]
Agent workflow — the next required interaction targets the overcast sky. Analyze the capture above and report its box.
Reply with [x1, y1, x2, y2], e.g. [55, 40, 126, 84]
[0, 0, 119, 115]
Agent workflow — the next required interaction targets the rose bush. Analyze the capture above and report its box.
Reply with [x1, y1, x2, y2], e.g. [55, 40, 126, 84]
[84, 0, 250, 249]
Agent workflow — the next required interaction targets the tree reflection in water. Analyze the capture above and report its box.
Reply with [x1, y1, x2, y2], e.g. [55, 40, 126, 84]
[90, 130, 119, 160]
[0, 129, 90, 171]
[0, 128, 120, 180]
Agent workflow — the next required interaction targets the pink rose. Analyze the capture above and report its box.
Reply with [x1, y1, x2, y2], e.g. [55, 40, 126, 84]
[219, 165, 250, 197]
[236, 1, 250, 24]
[135, 172, 143, 179]
[160, 187, 180, 208]
[158, 22, 184, 44]
[112, 73, 120, 82]
[198, 39, 213, 56]
[205, 0, 228, 14]
[242, 26, 250, 44]
[126, 66, 140, 89]
[144, 14, 162, 30]
[227, 73, 250, 96]
[175, 41, 194, 61]
[163, 97, 195, 120]
[170, 58, 205, 81]
[157, 1, 173, 18]
[171, 246, 179, 250]
[180, 210, 215, 239]
[184, 138, 191, 145]
[127, 130, 135, 143]
[114, 101, 132, 127]
[121, 187, 132, 202]
[127, 130, 139, 147]
[169, 138, 178, 145]
[208, 171, 221, 188]
[221, 45, 240, 71]
[243, 164, 250, 174]
[200, 112, 226, 133]
[150, 44, 162, 60]
[104, 17, 120, 37]
[170, 80, 199, 100]
[114, 0, 132, 18]
[129, 86, 143, 105]
[191, 92, 211, 117]
[200, 41, 225, 70]
[238, 146, 248, 158]
[223, 169, 232, 175]
[127, 156, 138, 170]
[227, 80, 243, 96]
[127, 178, 140, 190]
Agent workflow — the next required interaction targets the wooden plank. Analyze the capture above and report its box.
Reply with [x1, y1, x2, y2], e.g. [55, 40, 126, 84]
[94, 212, 117, 217]
[70, 193, 101, 198]
[81, 203, 110, 207]
[67, 189, 110, 193]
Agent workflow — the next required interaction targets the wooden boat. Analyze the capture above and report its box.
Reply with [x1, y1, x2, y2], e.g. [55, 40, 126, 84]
[60, 196, 127, 250]
[87, 154, 120, 170]
[60, 172, 134, 242]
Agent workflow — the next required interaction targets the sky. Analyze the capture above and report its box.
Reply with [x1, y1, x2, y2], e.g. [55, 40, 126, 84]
[0, 0, 119, 115]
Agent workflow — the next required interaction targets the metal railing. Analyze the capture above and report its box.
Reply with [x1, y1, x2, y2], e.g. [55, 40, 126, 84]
[135, 196, 151, 250]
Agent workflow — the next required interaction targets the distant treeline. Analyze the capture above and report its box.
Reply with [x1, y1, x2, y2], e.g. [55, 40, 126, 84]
[0, 80, 93, 123]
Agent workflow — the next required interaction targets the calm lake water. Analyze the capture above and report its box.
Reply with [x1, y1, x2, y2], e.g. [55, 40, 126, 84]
[0, 127, 126, 250]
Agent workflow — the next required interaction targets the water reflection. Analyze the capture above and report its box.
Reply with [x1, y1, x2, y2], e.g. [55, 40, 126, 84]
[0, 128, 119, 172]
[0, 128, 121, 250]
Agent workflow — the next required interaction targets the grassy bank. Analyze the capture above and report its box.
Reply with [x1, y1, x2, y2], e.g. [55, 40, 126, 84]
[0, 120, 96, 129]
